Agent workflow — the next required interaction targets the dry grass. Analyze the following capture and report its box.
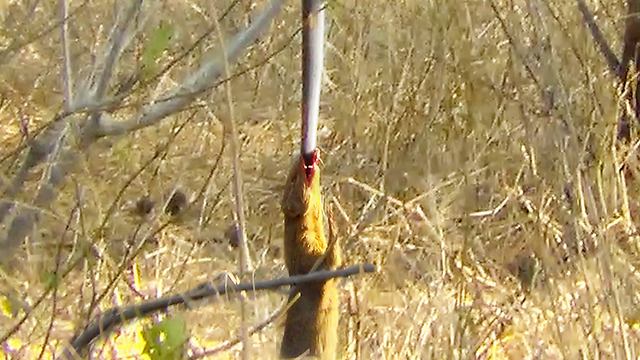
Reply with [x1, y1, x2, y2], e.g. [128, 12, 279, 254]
[1, 0, 640, 359]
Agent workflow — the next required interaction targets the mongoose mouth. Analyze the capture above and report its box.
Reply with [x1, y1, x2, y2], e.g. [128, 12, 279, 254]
[302, 148, 319, 185]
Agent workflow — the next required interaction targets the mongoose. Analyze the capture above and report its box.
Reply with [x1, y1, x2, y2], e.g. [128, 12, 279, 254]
[280, 149, 341, 359]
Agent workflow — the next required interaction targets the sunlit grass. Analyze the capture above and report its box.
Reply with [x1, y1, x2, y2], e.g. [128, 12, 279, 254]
[1, 0, 640, 358]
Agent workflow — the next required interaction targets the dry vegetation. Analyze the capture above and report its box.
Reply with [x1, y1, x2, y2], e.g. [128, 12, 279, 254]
[1, 0, 640, 359]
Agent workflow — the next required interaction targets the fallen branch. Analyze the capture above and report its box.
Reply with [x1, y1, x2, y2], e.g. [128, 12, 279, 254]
[57, 263, 376, 360]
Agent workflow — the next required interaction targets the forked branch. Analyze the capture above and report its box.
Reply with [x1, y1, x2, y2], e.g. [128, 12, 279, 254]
[0, 0, 286, 259]
[91, 0, 286, 138]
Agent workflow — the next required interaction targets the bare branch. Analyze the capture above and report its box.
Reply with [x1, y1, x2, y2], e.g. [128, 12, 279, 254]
[0, 122, 74, 262]
[576, 0, 621, 78]
[0, 0, 89, 63]
[1, 0, 285, 254]
[0, 116, 67, 223]
[210, 3, 252, 274]
[59, 0, 73, 111]
[209, 6, 253, 356]
[57, 264, 376, 360]
[0, 2, 141, 251]
[620, 0, 640, 82]
[86, 0, 143, 129]
[488, 0, 542, 92]
[91, 0, 286, 139]
[93, 1, 142, 102]
[140, 0, 243, 89]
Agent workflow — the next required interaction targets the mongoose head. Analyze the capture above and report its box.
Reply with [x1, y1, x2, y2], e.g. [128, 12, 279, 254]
[282, 149, 321, 218]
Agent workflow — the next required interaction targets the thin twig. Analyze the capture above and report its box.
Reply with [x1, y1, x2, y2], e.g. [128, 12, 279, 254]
[0, 238, 90, 345]
[37, 200, 78, 360]
[188, 302, 287, 359]
[0, 0, 89, 63]
[0, 22, 300, 163]
[87, 0, 143, 129]
[96, 112, 193, 234]
[211, 3, 253, 357]
[139, 0, 243, 90]
[488, 0, 542, 93]
[576, 0, 621, 78]
[92, 0, 286, 138]
[59, 0, 73, 111]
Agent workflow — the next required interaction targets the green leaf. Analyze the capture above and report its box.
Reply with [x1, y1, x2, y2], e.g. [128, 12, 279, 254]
[141, 22, 174, 77]
[40, 270, 60, 290]
[142, 316, 188, 360]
